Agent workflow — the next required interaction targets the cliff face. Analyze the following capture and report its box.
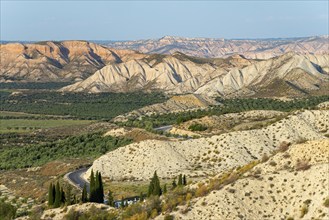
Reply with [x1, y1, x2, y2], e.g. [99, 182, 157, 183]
[0, 41, 143, 82]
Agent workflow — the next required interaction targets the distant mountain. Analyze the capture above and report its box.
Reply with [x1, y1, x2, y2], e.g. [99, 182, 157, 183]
[61, 52, 329, 97]
[0, 41, 143, 82]
[101, 35, 329, 59]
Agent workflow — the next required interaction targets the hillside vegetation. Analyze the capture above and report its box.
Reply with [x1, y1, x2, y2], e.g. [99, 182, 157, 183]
[118, 95, 329, 129]
[0, 91, 167, 120]
[0, 132, 132, 169]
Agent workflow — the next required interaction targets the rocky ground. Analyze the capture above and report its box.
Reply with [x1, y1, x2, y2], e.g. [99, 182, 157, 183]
[86, 110, 329, 181]
[167, 139, 329, 220]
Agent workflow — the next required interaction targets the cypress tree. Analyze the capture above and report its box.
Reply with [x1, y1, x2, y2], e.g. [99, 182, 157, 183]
[183, 175, 187, 185]
[163, 184, 167, 194]
[98, 172, 104, 203]
[52, 184, 56, 202]
[66, 185, 72, 206]
[121, 196, 125, 208]
[153, 172, 162, 196]
[107, 190, 114, 207]
[89, 169, 95, 202]
[81, 184, 88, 203]
[178, 174, 183, 186]
[53, 182, 61, 208]
[147, 177, 154, 197]
[95, 171, 100, 202]
[139, 192, 144, 203]
[172, 179, 177, 189]
[60, 187, 66, 205]
[148, 171, 162, 197]
[48, 183, 54, 207]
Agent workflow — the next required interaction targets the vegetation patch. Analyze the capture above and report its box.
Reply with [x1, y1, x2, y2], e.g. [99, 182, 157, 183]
[188, 123, 208, 131]
[0, 132, 132, 169]
[0, 91, 167, 120]
[118, 95, 329, 129]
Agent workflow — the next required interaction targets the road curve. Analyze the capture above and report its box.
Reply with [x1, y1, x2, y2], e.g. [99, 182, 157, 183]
[66, 167, 90, 193]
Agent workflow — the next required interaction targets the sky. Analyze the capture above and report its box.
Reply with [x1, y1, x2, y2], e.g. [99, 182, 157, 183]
[1, 0, 328, 41]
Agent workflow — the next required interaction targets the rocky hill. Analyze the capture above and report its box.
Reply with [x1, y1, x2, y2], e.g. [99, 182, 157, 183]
[0, 41, 142, 82]
[61, 52, 329, 97]
[85, 110, 329, 181]
[102, 35, 329, 59]
[169, 139, 329, 220]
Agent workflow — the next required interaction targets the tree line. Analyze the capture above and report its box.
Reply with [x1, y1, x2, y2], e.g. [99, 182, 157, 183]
[118, 95, 329, 130]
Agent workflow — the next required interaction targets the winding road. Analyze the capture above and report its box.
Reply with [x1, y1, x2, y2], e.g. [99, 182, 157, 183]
[153, 125, 172, 132]
[66, 126, 173, 193]
[66, 167, 90, 193]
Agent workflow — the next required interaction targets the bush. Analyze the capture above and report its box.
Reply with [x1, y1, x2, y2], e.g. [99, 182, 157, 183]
[324, 198, 329, 208]
[164, 214, 174, 220]
[300, 205, 308, 218]
[195, 184, 209, 197]
[188, 123, 208, 131]
[278, 141, 290, 152]
[295, 159, 311, 171]
[0, 200, 17, 220]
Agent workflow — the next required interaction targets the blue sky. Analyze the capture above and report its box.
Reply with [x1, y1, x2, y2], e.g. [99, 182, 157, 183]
[1, 0, 328, 41]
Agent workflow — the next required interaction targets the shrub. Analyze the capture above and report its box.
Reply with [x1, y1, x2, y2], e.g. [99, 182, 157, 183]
[195, 184, 209, 197]
[278, 141, 290, 152]
[295, 159, 311, 171]
[323, 198, 329, 208]
[188, 123, 208, 131]
[0, 200, 17, 220]
[269, 161, 277, 166]
[164, 214, 174, 220]
[261, 153, 269, 162]
[300, 205, 308, 218]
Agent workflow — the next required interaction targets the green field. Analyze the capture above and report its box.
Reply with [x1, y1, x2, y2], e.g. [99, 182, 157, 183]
[0, 119, 93, 133]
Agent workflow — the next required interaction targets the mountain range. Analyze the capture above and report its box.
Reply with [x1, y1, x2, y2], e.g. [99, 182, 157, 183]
[101, 35, 329, 59]
[1, 38, 328, 97]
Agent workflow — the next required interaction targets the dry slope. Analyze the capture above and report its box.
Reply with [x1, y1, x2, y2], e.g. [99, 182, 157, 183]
[170, 139, 329, 220]
[86, 110, 329, 181]
[61, 52, 329, 97]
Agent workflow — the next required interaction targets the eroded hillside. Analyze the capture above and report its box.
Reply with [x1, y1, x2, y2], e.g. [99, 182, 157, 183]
[169, 139, 329, 220]
[0, 41, 143, 82]
[86, 110, 329, 181]
[61, 52, 329, 97]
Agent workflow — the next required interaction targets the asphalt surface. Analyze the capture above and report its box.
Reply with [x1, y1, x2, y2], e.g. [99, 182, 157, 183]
[67, 167, 90, 193]
[154, 125, 172, 132]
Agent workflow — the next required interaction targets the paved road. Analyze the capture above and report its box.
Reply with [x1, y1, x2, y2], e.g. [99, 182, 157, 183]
[154, 125, 172, 132]
[67, 167, 90, 193]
